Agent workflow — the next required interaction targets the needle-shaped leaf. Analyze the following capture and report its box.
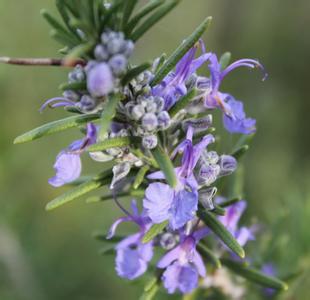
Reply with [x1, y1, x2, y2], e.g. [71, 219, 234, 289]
[169, 88, 197, 117]
[151, 16, 212, 86]
[59, 81, 87, 91]
[87, 136, 138, 152]
[198, 209, 245, 258]
[219, 52, 232, 70]
[133, 165, 150, 190]
[98, 94, 120, 141]
[45, 170, 112, 211]
[121, 62, 151, 85]
[221, 258, 288, 290]
[231, 145, 249, 160]
[122, 0, 139, 30]
[14, 113, 100, 144]
[151, 146, 177, 188]
[86, 189, 145, 203]
[142, 221, 168, 244]
[125, 0, 165, 35]
[131, 0, 180, 42]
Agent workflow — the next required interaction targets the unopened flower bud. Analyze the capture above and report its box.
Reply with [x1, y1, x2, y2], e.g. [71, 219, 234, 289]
[198, 164, 220, 186]
[142, 113, 158, 131]
[145, 100, 158, 113]
[154, 96, 165, 112]
[109, 54, 127, 76]
[142, 135, 158, 149]
[63, 90, 80, 101]
[69, 65, 85, 83]
[201, 150, 219, 166]
[123, 40, 135, 58]
[107, 37, 125, 55]
[132, 104, 145, 120]
[157, 111, 171, 129]
[94, 45, 109, 61]
[219, 155, 237, 176]
[159, 232, 179, 250]
[87, 63, 114, 97]
[78, 95, 97, 112]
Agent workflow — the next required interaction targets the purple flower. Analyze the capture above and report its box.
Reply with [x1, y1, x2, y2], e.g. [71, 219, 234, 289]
[262, 263, 277, 297]
[143, 127, 215, 229]
[48, 123, 97, 187]
[107, 200, 153, 280]
[217, 200, 255, 247]
[200, 53, 266, 134]
[153, 41, 211, 109]
[157, 229, 208, 294]
[87, 62, 114, 97]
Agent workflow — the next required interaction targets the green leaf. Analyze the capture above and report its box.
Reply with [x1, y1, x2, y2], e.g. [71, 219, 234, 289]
[86, 189, 145, 203]
[65, 42, 95, 59]
[221, 258, 288, 290]
[14, 113, 100, 144]
[197, 243, 222, 269]
[231, 145, 249, 160]
[121, 62, 151, 86]
[45, 170, 112, 211]
[131, 0, 180, 42]
[122, 0, 139, 29]
[142, 221, 168, 244]
[87, 136, 138, 152]
[169, 88, 197, 117]
[140, 283, 159, 300]
[98, 94, 121, 141]
[219, 197, 241, 208]
[133, 165, 150, 189]
[198, 209, 245, 258]
[59, 81, 87, 91]
[211, 204, 226, 216]
[219, 52, 232, 70]
[151, 146, 177, 188]
[151, 16, 212, 86]
[125, 0, 165, 35]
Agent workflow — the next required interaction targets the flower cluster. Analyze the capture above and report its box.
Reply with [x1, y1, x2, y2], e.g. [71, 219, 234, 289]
[9, 1, 287, 298]
[41, 35, 266, 294]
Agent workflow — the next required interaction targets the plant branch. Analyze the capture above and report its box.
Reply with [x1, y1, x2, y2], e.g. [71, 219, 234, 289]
[0, 56, 86, 67]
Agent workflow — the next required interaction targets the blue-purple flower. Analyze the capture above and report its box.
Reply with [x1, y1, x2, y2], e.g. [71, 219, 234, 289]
[107, 200, 153, 280]
[153, 41, 211, 109]
[262, 263, 277, 297]
[157, 228, 208, 294]
[199, 53, 266, 134]
[48, 123, 97, 187]
[217, 199, 255, 247]
[143, 126, 215, 229]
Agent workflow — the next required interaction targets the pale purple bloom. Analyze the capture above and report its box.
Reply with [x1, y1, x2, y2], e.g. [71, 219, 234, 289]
[87, 62, 114, 97]
[49, 123, 97, 187]
[200, 53, 266, 134]
[157, 229, 208, 294]
[262, 263, 277, 297]
[218, 200, 255, 247]
[153, 41, 211, 109]
[107, 200, 153, 280]
[143, 127, 215, 229]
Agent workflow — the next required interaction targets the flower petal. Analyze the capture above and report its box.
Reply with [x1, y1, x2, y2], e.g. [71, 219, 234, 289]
[143, 183, 174, 224]
[48, 152, 81, 187]
[169, 189, 198, 230]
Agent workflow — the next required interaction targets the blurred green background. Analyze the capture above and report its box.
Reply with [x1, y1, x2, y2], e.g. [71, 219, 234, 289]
[0, 1, 309, 299]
